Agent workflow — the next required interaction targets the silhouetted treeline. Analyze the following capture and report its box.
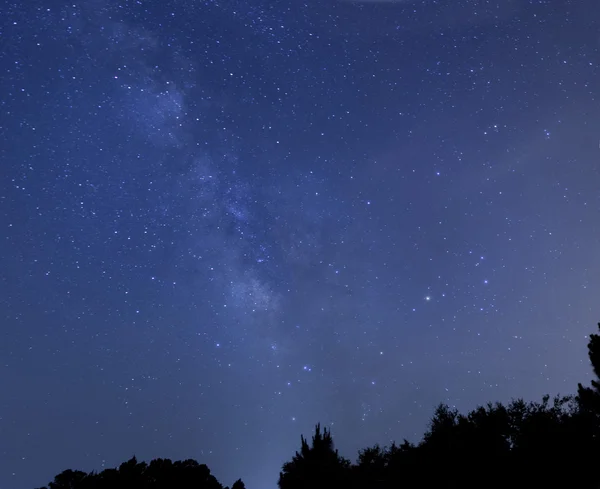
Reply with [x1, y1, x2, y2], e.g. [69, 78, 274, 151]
[35, 457, 244, 489]
[278, 322, 600, 489]
[36, 322, 600, 489]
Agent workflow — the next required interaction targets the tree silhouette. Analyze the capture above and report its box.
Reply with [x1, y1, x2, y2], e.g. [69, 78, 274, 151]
[573, 321, 600, 487]
[577, 322, 600, 414]
[47, 470, 88, 489]
[231, 479, 246, 489]
[37, 457, 225, 489]
[507, 395, 576, 487]
[354, 444, 386, 488]
[35, 320, 600, 489]
[278, 423, 350, 489]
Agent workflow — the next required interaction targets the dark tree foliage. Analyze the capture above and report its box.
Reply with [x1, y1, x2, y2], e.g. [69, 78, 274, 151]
[278, 423, 350, 489]
[36, 457, 228, 489]
[577, 323, 600, 415]
[36, 321, 600, 489]
[573, 321, 600, 483]
[231, 479, 246, 489]
[47, 469, 88, 489]
[277, 320, 600, 489]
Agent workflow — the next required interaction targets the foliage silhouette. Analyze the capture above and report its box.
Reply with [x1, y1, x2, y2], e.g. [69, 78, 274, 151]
[36, 456, 227, 489]
[231, 479, 246, 489]
[36, 321, 600, 489]
[278, 423, 351, 489]
[277, 320, 600, 489]
[577, 323, 600, 424]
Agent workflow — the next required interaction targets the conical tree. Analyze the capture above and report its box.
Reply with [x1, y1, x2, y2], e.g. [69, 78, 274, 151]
[231, 479, 246, 489]
[278, 423, 350, 489]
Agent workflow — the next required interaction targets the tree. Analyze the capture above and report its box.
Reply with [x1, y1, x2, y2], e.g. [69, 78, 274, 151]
[38, 457, 227, 489]
[278, 423, 350, 489]
[355, 444, 386, 483]
[231, 479, 246, 489]
[48, 470, 88, 489]
[577, 322, 600, 414]
[573, 321, 600, 487]
[506, 395, 575, 488]
[36, 320, 600, 489]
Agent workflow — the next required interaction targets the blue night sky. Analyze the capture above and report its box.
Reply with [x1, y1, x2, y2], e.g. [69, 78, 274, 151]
[1, 1, 599, 488]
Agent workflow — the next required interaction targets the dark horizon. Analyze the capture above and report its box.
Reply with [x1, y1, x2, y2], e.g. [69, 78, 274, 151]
[32, 322, 600, 489]
[1, 1, 599, 488]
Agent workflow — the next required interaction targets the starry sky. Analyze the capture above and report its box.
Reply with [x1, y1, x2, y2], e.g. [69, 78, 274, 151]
[1, 0, 600, 488]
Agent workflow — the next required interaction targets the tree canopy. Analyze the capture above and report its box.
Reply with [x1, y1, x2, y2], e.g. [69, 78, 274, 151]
[36, 456, 237, 489]
[278, 423, 350, 489]
[279, 321, 600, 489]
[35, 321, 600, 489]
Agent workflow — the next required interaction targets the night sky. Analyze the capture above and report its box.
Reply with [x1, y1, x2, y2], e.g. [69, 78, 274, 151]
[1, 0, 600, 488]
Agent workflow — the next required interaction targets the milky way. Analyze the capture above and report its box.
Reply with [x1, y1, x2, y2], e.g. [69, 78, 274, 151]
[1, 1, 599, 488]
